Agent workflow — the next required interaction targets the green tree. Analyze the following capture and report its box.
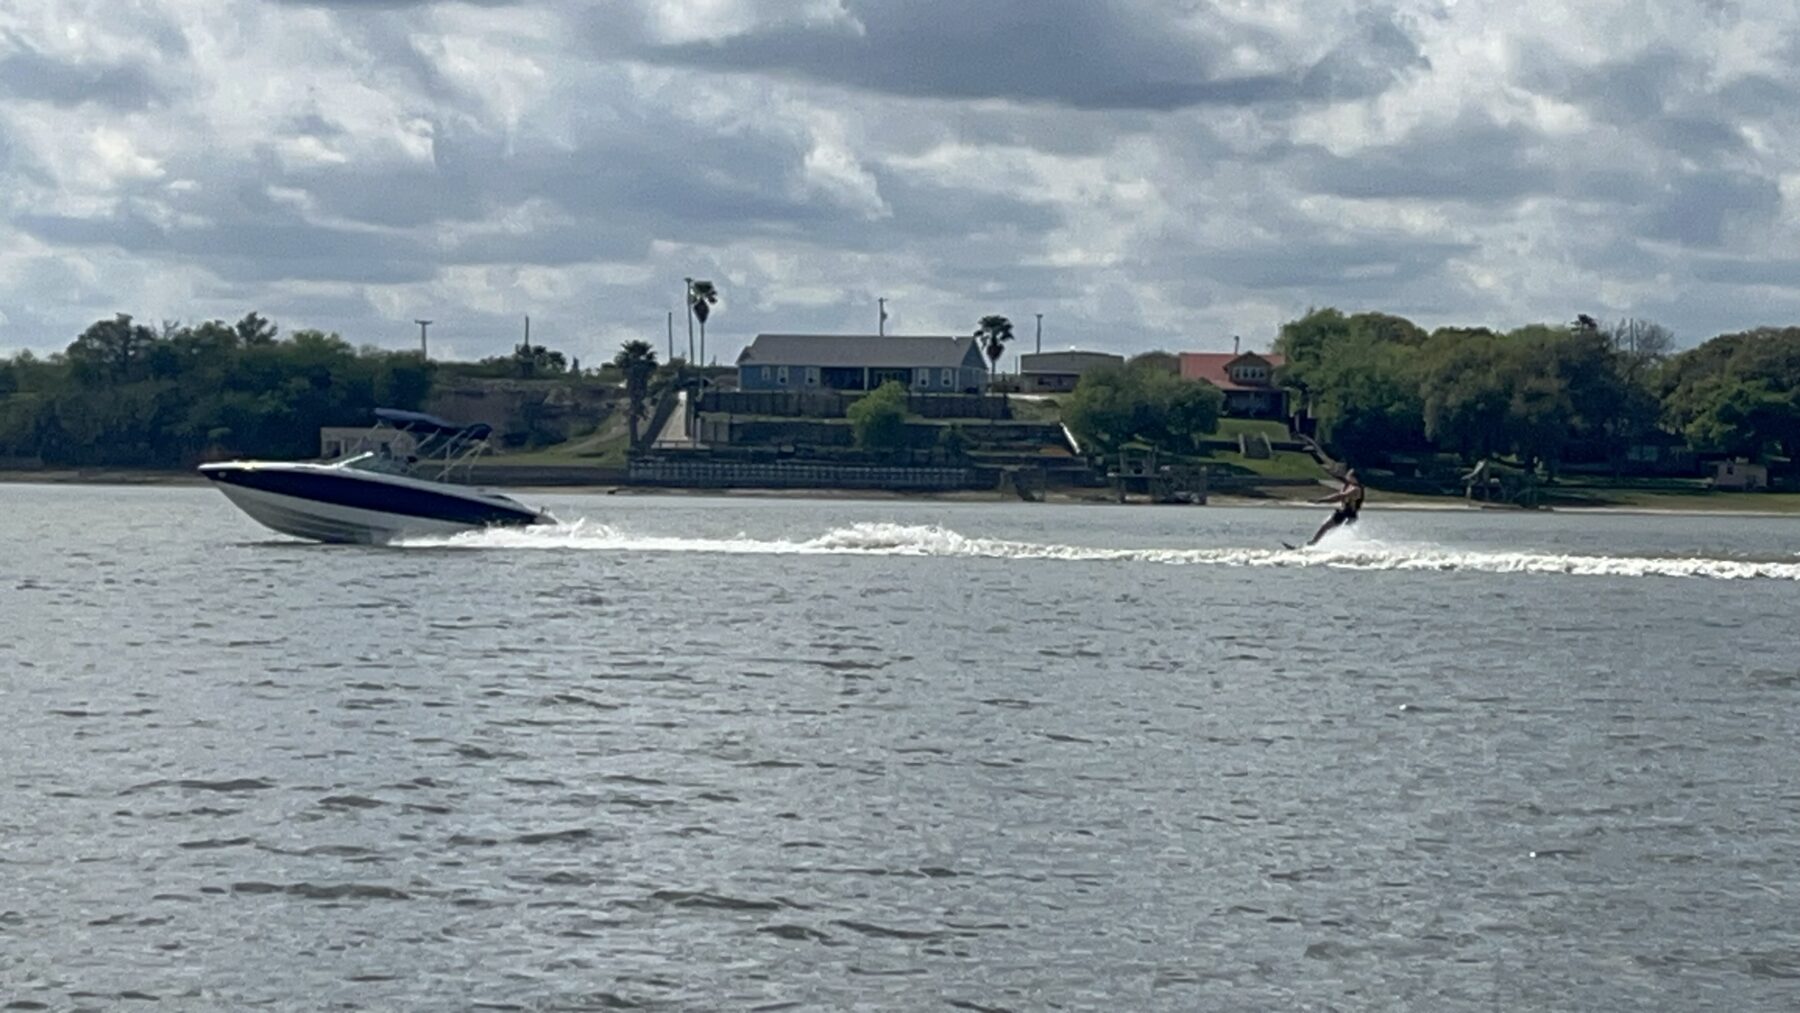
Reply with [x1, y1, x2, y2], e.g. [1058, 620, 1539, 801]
[973, 315, 1014, 380]
[1505, 368, 1574, 474]
[1607, 317, 1673, 379]
[1545, 323, 1647, 471]
[373, 353, 434, 408]
[1275, 308, 1426, 380]
[234, 312, 278, 346]
[1309, 334, 1428, 462]
[3, 350, 55, 393]
[1126, 350, 1179, 374]
[1419, 334, 1510, 460]
[1, 313, 439, 466]
[1163, 377, 1225, 447]
[612, 339, 660, 447]
[1064, 362, 1222, 455]
[1661, 327, 1800, 460]
[1063, 367, 1134, 453]
[1274, 307, 1350, 377]
[66, 314, 158, 387]
[1275, 308, 1430, 457]
[847, 380, 909, 455]
[1417, 322, 1645, 475]
[502, 342, 568, 379]
[1683, 378, 1800, 459]
[1352, 311, 1431, 347]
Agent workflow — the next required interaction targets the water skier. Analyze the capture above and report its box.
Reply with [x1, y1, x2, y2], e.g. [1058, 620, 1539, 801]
[1305, 468, 1364, 546]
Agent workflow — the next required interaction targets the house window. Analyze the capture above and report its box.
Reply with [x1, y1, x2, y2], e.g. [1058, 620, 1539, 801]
[941, 368, 953, 387]
[806, 367, 820, 386]
[777, 366, 790, 385]
[761, 366, 772, 381]
[913, 369, 928, 388]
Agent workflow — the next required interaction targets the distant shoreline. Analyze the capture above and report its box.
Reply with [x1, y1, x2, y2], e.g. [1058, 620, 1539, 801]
[6, 467, 1799, 517]
[1, 469, 209, 486]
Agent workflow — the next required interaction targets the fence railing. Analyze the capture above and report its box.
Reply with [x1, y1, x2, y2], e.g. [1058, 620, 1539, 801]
[699, 390, 1011, 420]
[628, 457, 980, 490]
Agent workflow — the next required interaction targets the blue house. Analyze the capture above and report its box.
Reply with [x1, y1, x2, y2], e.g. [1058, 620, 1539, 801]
[736, 334, 989, 393]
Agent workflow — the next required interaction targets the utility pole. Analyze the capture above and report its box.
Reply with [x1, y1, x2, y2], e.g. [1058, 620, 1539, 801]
[523, 314, 530, 348]
[878, 297, 887, 336]
[667, 311, 675, 362]
[683, 277, 695, 363]
[1035, 312, 1043, 353]
[414, 319, 432, 359]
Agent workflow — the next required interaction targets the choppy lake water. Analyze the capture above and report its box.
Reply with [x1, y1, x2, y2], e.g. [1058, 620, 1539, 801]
[4, 482, 1800, 1011]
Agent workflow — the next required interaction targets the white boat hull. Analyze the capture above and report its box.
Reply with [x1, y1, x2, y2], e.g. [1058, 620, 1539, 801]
[200, 460, 549, 544]
[211, 483, 485, 543]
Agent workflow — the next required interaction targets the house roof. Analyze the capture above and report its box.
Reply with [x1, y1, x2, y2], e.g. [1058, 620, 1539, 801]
[737, 333, 981, 369]
[1179, 351, 1286, 391]
[1020, 350, 1124, 375]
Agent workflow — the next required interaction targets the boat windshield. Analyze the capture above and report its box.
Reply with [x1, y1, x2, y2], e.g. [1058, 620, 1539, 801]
[334, 449, 413, 475]
[327, 411, 493, 481]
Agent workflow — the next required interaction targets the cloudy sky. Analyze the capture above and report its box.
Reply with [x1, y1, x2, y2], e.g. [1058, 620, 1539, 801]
[3, 0, 1799, 365]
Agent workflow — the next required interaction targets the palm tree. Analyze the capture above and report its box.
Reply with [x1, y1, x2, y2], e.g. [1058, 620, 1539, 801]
[689, 280, 720, 365]
[612, 339, 659, 447]
[512, 341, 567, 378]
[973, 314, 1014, 386]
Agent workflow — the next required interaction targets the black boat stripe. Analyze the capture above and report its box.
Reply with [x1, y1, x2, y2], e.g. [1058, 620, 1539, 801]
[205, 467, 538, 526]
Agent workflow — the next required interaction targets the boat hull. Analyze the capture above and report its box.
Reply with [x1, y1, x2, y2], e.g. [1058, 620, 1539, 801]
[200, 461, 549, 544]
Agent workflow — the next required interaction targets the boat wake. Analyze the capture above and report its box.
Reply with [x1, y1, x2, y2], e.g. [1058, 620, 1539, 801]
[397, 521, 1800, 581]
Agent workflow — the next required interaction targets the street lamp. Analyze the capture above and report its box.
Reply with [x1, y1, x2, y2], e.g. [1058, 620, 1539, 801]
[683, 277, 695, 363]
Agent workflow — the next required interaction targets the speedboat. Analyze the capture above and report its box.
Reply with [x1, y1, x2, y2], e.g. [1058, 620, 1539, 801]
[200, 408, 553, 544]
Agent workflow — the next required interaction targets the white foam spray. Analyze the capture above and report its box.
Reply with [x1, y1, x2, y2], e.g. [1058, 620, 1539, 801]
[396, 520, 1800, 581]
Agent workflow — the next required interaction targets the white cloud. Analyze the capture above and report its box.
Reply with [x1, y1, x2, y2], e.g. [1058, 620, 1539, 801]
[638, 0, 858, 43]
[4, 0, 1800, 360]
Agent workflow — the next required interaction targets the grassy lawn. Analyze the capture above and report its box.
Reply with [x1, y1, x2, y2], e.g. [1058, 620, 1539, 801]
[1214, 418, 1293, 440]
[1201, 449, 1331, 481]
[704, 413, 851, 424]
[1445, 473, 1800, 512]
[489, 414, 633, 467]
[709, 407, 1067, 427]
[1193, 420, 1322, 480]
[486, 446, 628, 467]
[1005, 397, 1064, 423]
[1359, 471, 1800, 512]
[1538, 482, 1800, 512]
[1549, 475, 1713, 493]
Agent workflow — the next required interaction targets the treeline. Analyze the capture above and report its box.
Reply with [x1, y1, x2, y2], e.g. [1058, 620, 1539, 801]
[1276, 309, 1800, 473]
[0, 314, 433, 466]
[1063, 359, 1224, 455]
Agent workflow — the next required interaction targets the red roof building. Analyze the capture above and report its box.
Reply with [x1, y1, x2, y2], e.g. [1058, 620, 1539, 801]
[1179, 351, 1288, 418]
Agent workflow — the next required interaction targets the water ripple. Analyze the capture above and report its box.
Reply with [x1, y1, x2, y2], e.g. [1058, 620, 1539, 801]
[6, 488, 1798, 1010]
